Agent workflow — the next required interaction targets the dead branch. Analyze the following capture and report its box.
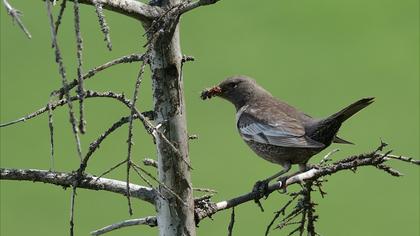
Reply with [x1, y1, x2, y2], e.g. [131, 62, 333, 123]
[0, 168, 157, 204]
[194, 149, 419, 223]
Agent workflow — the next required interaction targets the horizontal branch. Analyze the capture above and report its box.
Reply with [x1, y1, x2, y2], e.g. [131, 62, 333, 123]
[2, 149, 417, 232]
[0, 168, 157, 204]
[90, 216, 157, 235]
[194, 151, 419, 222]
[46, 0, 163, 22]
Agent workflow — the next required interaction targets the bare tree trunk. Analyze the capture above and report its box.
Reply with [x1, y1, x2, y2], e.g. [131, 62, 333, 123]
[149, 1, 196, 235]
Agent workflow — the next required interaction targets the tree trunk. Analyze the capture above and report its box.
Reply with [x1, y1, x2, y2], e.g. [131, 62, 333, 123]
[149, 1, 196, 235]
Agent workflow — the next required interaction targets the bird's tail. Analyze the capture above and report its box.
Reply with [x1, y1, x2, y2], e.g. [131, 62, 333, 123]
[328, 97, 375, 123]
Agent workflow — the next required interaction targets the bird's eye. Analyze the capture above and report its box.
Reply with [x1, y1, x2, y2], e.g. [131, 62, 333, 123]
[228, 82, 238, 89]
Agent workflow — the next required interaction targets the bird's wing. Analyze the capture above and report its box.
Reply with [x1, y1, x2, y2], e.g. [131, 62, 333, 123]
[238, 109, 325, 148]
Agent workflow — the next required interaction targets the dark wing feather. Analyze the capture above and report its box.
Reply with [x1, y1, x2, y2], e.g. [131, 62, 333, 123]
[238, 110, 324, 149]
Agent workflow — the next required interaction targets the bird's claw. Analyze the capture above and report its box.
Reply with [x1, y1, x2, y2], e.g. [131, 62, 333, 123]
[252, 180, 270, 199]
[277, 176, 288, 194]
[252, 180, 270, 212]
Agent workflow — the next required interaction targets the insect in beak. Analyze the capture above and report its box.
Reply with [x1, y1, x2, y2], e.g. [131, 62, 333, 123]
[201, 86, 222, 100]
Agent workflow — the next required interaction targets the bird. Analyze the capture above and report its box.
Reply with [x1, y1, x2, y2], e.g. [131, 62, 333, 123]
[201, 75, 374, 194]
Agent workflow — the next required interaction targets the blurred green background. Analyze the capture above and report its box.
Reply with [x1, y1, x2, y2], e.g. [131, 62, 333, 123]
[1, 0, 418, 235]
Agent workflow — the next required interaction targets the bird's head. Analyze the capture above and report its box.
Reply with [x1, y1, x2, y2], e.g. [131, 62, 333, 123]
[201, 75, 264, 109]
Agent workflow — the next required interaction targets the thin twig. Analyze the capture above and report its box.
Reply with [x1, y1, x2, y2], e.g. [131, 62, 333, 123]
[125, 162, 134, 216]
[92, 0, 112, 50]
[227, 207, 235, 236]
[154, 127, 193, 169]
[131, 164, 153, 188]
[384, 154, 420, 165]
[143, 158, 158, 168]
[131, 162, 187, 206]
[2, 0, 31, 39]
[182, 55, 195, 63]
[298, 208, 307, 236]
[70, 186, 77, 236]
[47, 100, 55, 171]
[265, 193, 300, 236]
[287, 225, 302, 236]
[45, 0, 83, 161]
[54, 0, 67, 35]
[142, 2, 180, 36]
[375, 163, 403, 177]
[304, 183, 317, 236]
[193, 187, 217, 194]
[95, 159, 128, 181]
[84, 116, 135, 164]
[274, 207, 304, 231]
[125, 58, 148, 216]
[131, 164, 167, 201]
[319, 148, 339, 165]
[90, 216, 157, 235]
[188, 134, 199, 140]
[51, 53, 144, 97]
[73, 0, 86, 134]
[47, 2, 84, 233]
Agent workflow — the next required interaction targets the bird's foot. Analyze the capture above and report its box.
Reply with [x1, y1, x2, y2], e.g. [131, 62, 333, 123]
[277, 176, 288, 194]
[252, 179, 270, 199]
[252, 180, 270, 212]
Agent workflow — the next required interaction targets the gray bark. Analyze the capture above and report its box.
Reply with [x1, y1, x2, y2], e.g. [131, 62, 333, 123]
[149, 1, 196, 235]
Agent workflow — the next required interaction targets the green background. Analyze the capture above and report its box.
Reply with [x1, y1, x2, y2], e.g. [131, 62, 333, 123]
[1, 0, 418, 235]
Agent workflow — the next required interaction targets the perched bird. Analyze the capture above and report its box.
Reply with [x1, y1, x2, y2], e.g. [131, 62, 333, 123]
[201, 75, 374, 193]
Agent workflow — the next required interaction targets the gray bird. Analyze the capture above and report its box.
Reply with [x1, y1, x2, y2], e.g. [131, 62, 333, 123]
[201, 75, 374, 192]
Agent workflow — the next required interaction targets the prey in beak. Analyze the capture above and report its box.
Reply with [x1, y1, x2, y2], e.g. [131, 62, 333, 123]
[201, 86, 222, 100]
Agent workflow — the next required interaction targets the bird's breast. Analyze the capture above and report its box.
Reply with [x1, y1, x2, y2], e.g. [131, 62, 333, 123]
[244, 140, 322, 165]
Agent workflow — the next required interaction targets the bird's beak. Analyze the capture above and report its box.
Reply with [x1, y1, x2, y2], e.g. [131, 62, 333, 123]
[201, 86, 222, 100]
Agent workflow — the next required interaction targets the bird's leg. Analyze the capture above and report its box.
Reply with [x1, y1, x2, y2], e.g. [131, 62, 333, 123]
[253, 162, 291, 198]
[277, 163, 310, 189]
